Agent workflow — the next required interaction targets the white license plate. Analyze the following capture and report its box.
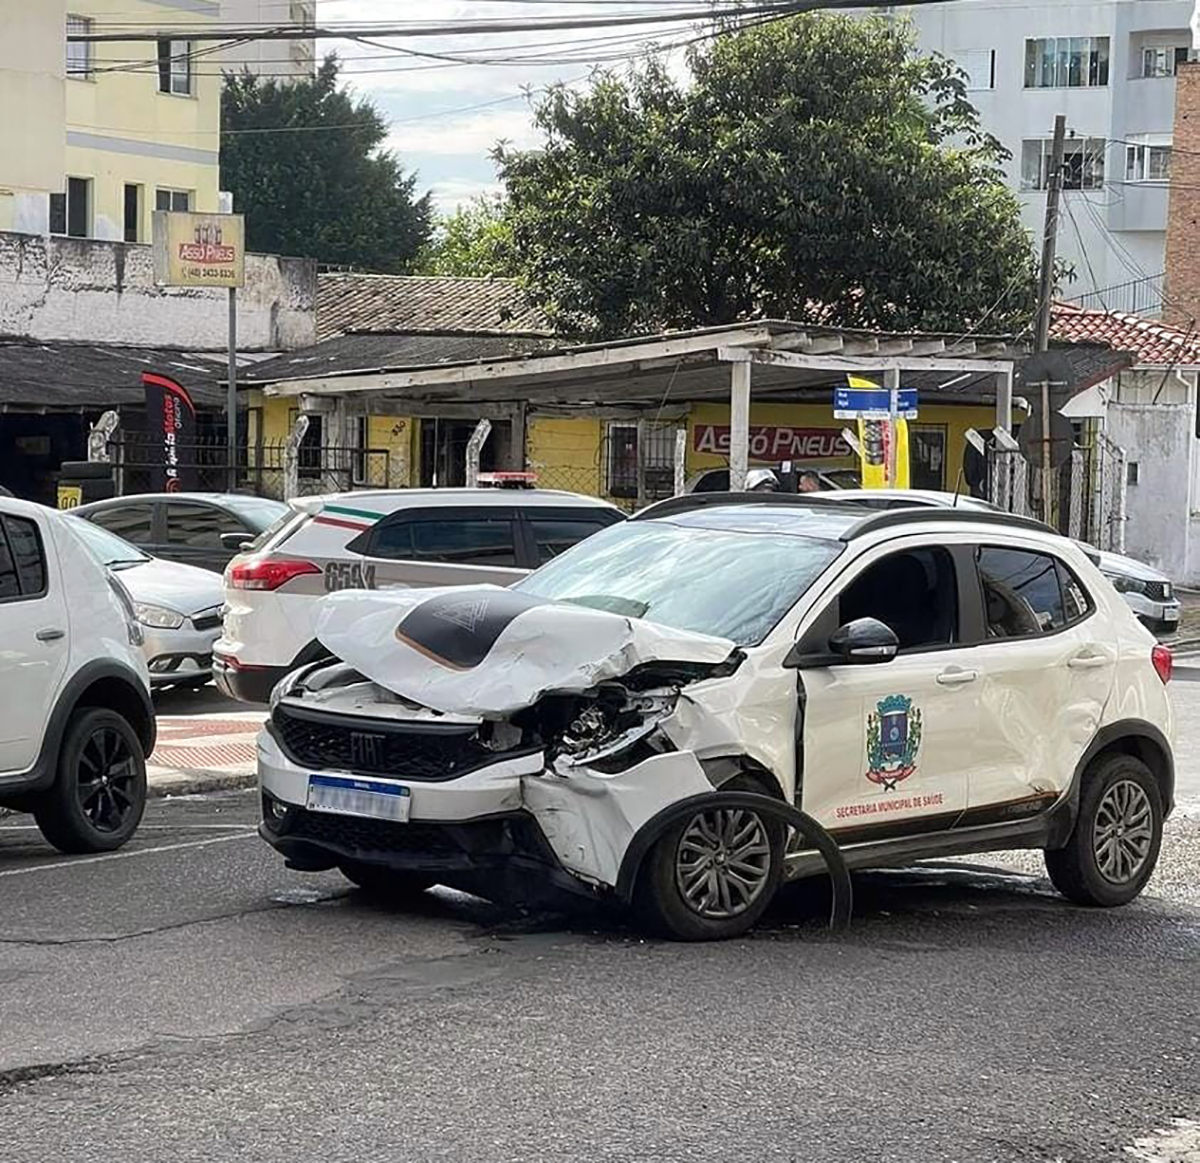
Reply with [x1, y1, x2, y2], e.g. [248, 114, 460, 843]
[307, 774, 411, 822]
[1164, 608, 1180, 622]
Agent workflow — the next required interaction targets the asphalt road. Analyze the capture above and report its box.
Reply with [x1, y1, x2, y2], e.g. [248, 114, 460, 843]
[1, 705, 1198, 1161]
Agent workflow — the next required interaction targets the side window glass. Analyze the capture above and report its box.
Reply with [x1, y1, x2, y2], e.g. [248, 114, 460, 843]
[1058, 561, 1092, 623]
[977, 548, 1067, 637]
[368, 520, 414, 561]
[4, 517, 46, 596]
[839, 546, 958, 651]
[529, 517, 613, 564]
[164, 503, 239, 549]
[89, 503, 155, 545]
[411, 519, 517, 567]
[0, 524, 19, 600]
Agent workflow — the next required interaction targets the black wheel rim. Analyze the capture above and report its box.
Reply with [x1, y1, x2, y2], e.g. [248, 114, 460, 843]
[76, 728, 138, 833]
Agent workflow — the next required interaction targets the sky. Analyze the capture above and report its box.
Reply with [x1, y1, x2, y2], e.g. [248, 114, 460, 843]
[311, 1, 697, 214]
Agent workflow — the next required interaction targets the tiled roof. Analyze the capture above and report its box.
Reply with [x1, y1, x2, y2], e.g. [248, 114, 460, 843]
[316, 273, 553, 341]
[1051, 304, 1200, 367]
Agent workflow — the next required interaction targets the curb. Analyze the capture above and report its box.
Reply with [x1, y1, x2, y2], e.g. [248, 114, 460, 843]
[147, 770, 257, 799]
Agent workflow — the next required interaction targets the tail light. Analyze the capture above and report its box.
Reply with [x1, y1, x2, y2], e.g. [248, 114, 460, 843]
[228, 558, 320, 592]
[1151, 644, 1173, 685]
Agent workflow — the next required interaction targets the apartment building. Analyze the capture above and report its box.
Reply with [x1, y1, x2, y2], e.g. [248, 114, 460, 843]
[219, 0, 317, 82]
[882, 1, 1196, 310]
[0, 0, 221, 241]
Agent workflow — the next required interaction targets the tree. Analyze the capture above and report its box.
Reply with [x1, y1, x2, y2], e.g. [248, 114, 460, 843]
[495, 15, 1038, 339]
[416, 194, 517, 277]
[221, 56, 432, 272]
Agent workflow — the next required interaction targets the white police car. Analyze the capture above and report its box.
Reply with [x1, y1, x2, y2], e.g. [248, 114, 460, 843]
[256, 496, 1174, 940]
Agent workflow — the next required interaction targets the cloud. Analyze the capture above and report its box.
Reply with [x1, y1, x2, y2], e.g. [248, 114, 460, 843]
[425, 176, 504, 214]
[387, 107, 542, 158]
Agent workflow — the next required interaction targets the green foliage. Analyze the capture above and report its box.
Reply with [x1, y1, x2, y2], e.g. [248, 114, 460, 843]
[495, 14, 1038, 339]
[220, 56, 433, 271]
[416, 194, 517, 277]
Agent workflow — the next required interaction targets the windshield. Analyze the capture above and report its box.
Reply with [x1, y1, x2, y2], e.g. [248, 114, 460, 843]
[515, 520, 841, 647]
[68, 516, 150, 568]
[223, 496, 289, 532]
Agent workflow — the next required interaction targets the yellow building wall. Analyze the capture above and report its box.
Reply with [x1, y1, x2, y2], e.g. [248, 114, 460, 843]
[685, 401, 997, 491]
[367, 414, 416, 489]
[527, 416, 604, 497]
[64, 0, 221, 241]
[0, 0, 67, 231]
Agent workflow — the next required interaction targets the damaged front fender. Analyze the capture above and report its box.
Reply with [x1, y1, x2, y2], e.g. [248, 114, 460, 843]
[521, 752, 713, 890]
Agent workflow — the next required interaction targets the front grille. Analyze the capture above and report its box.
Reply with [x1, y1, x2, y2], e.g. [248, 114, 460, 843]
[1145, 581, 1172, 602]
[192, 608, 223, 632]
[272, 705, 500, 780]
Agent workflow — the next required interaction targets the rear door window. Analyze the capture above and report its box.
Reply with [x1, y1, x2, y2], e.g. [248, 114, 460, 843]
[0, 516, 47, 601]
[164, 502, 241, 549]
[411, 519, 517, 567]
[528, 515, 620, 564]
[88, 502, 155, 545]
[977, 547, 1092, 637]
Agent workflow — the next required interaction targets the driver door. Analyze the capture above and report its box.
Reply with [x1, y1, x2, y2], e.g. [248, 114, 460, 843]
[797, 541, 977, 842]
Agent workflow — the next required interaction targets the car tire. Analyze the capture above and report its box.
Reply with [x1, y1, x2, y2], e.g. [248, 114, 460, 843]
[33, 708, 147, 854]
[338, 860, 434, 900]
[633, 774, 784, 941]
[1044, 753, 1163, 907]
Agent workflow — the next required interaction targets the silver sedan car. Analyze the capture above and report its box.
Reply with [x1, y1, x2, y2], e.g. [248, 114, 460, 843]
[69, 516, 225, 690]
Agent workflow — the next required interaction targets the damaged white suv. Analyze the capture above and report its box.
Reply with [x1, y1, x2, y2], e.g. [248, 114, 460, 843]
[257, 496, 1175, 940]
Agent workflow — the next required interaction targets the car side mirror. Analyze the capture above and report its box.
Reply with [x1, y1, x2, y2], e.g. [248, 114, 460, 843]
[784, 616, 899, 668]
[220, 532, 251, 552]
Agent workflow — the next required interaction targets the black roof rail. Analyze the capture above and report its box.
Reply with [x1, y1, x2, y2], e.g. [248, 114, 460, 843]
[841, 508, 1059, 541]
[630, 493, 866, 522]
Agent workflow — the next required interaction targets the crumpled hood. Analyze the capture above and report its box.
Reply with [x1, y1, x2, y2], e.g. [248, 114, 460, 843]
[315, 585, 737, 718]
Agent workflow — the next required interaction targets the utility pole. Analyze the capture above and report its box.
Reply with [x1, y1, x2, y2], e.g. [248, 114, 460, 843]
[1033, 115, 1067, 523]
[1034, 115, 1067, 354]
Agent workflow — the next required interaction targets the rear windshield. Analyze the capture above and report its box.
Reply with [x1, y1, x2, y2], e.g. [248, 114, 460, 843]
[515, 519, 841, 646]
[224, 496, 289, 533]
[245, 507, 305, 553]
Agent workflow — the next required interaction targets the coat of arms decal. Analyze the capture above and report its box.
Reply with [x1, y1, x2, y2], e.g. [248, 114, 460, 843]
[866, 694, 923, 791]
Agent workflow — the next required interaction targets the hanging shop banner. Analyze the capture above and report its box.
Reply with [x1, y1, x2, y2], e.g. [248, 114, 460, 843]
[152, 211, 246, 288]
[693, 425, 852, 462]
[142, 371, 198, 493]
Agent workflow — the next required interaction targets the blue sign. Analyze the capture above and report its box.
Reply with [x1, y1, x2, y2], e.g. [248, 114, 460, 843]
[834, 387, 919, 420]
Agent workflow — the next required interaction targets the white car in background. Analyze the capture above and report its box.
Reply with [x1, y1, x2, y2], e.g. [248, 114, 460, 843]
[826, 490, 1182, 632]
[215, 489, 626, 704]
[69, 518, 226, 690]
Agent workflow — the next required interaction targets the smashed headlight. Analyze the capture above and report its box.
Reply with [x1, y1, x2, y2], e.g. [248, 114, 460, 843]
[556, 689, 678, 764]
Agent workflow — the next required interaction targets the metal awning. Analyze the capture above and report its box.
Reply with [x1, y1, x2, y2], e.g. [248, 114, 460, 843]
[263, 318, 1019, 489]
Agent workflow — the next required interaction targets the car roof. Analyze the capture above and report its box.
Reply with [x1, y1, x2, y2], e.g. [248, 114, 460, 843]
[292, 488, 625, 515]
[76, 492, 276, 509]
[831, 489, 997, 509]
[633, 493, 1068, 547]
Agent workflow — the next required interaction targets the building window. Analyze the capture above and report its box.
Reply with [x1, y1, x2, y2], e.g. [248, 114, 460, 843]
[1142, 45, 1190, 78]
[958, 48, 996, 92]
[155, 188, 192, 213]
[1128, 462, 1140, 485]
[157, 38, 192, 95]
[1125, 140, 1172, 182]
[49, 177, 91, 237]
[123, 183, 142, 243]
[66, 15, 92, 79]
[1024, 36, 1110, 89]
[1021, 137, 1106, 191]
[604, 422, 675, 500]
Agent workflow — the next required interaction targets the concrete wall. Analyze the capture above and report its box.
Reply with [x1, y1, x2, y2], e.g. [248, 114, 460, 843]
[219, 0, 317, 81]
[1106, 396, 1193, 577]
[0, 231, 316, 351]
[0, 0, 66, 233]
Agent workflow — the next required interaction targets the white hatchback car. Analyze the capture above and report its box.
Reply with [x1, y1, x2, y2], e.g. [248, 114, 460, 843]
[257, 496, 1174, 940]
[215, 489, 625, 704]
[0, 497, 154, 853]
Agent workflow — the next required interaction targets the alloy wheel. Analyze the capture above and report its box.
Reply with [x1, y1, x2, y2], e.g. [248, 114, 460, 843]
[674, 807, 772, 919]
[76, 727, 139, 833]
[1092, 779, 1154, 884]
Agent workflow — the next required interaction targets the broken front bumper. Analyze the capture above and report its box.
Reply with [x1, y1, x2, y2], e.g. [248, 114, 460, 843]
[256, 725, 712, 897]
